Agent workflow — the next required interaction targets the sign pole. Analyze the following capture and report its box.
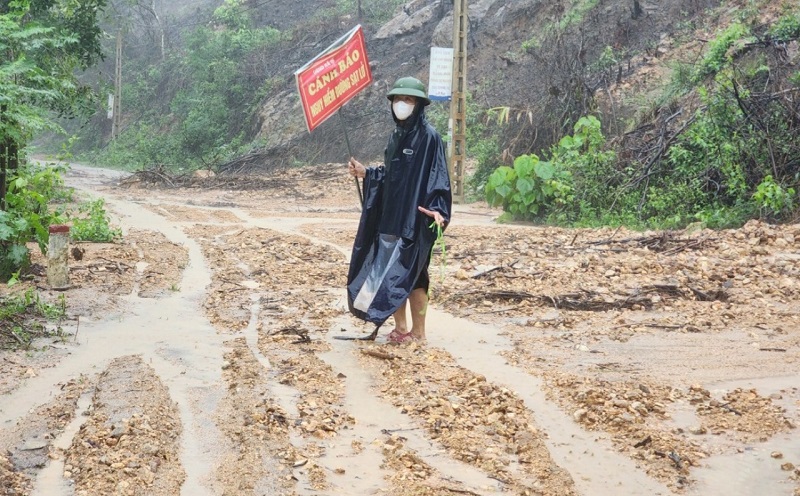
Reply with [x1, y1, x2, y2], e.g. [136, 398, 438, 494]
[338, 109, 363, 206]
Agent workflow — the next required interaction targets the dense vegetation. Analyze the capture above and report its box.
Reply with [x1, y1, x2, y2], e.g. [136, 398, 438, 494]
[485, 3, 800, 228]
[1, 0, 120, 281]
[69, 0, 409, 170]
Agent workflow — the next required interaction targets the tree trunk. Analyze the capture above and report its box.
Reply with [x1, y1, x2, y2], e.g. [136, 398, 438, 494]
[0, 136, 19, 212]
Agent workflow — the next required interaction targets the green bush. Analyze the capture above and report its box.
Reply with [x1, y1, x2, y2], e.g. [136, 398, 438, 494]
[485, 154, 573, 220]
[1, 163, 67, 280]
[753, 175, 796, 218]
[692, 22, 750, 83]
[485, 115, 621, 223]
[768, 12, 800, 40]
[69, 198, 121, 242]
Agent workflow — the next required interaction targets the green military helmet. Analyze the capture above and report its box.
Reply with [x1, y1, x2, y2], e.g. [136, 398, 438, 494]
[386, 77, 431, 106]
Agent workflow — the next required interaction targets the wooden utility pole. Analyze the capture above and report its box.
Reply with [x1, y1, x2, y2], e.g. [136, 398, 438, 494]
[111, 30, 122, 140]
[449, 0, 467, 203]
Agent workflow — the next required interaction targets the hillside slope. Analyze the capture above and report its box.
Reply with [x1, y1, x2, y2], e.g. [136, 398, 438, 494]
[248, 0, 731, 164]
[65, 0, 799, 227]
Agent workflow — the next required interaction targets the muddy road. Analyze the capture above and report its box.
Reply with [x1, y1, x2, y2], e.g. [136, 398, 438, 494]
[1, 163, 798, 496]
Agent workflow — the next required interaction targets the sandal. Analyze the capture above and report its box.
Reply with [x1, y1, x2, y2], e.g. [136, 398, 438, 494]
[388, 331, 422, 344]
[386, 328, 406, 341]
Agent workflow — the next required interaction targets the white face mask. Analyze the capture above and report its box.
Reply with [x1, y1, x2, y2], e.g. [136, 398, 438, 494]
[392, 100, 415, 120]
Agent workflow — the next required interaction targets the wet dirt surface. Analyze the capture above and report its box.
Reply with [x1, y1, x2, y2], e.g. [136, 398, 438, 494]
[0, 163, 798, 495]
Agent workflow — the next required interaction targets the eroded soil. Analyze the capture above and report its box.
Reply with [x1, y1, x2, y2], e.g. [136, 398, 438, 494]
[0, 163, 798, 496]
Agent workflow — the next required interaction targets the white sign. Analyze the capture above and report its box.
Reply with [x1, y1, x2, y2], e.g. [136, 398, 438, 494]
[428, 47, 454, 101]
[107, 94, 114, 119]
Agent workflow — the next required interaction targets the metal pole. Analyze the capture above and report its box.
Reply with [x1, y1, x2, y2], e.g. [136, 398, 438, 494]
[449, 0, 468, 204]
[338, 108, 364, 206]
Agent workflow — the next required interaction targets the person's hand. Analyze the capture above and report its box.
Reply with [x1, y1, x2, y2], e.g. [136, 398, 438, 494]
[348, 157, 366, 179]
[418, 206, 446, 228]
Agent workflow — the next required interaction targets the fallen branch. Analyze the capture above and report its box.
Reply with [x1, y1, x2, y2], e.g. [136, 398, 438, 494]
[361, 349, 397, 360]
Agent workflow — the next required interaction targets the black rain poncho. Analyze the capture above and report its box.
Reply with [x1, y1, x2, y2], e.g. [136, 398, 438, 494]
[346, 107, 452, 325]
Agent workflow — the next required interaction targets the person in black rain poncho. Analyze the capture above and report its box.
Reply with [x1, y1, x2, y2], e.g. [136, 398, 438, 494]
[347, 76, 452, 344]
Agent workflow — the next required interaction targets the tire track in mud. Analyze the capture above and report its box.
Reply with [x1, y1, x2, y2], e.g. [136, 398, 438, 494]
[214, 338, 295, 495]
[186, 223, 560, 493]
[64, 356, 185, 495]
[0, 378, 88, 495]
[187, 218, 669, 495]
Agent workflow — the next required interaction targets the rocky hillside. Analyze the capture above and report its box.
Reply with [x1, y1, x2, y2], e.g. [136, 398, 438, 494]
[76, 0, 798, 193]
[245, 0, 752, 165]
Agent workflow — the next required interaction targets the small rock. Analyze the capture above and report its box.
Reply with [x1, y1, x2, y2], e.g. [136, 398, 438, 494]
[110, 425, 128, 438]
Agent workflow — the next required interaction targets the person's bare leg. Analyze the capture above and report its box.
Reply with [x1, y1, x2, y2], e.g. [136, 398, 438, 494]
[392, 299, 408, 334]
[409, 288, 428, 340]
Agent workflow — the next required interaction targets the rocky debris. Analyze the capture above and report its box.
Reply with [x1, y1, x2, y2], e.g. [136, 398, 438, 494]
[543, 373, 703, 489]
[0, 451, 31, 495]
[692, 387, 794, 441]
[147, 204, 240, 224]
[191, 225, 346, 333]
[174, 167, 798, 493]
[359, 343, 578, 495]
[439, 222, 800, 327]
[64, 355, 184, 496]
[3, 163, 798, 494]
[125, 230, 190, 298]
[0, 378, 86, 495]
[26, 229, 188, 314]
[267, 350, 352, 440]
[380, 433, 490, 496]
[215, 339, 295, 495]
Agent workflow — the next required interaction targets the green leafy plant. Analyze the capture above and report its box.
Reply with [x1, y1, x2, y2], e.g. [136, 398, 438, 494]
[0, 288, 67, 350]
[485, 153, 573, 220]
[69, 198, 121, 242]
[549, 116, 615, 214]
[768, 12, 800, 40]
[485, 115, 622, 222]
[692, 22, 750, 83]
[1, 163, 67, 280]
[753, 175, 796, 218]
